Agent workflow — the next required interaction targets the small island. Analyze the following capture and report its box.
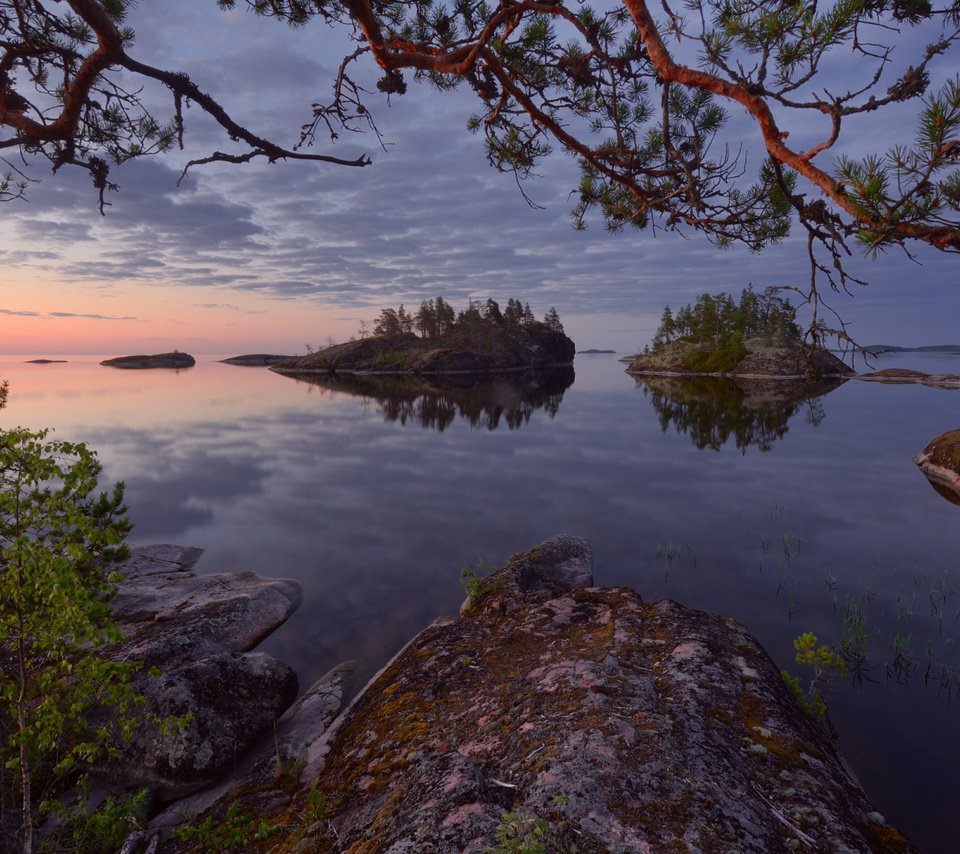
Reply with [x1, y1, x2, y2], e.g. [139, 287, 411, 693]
[220, 354, 293, 366]
[101, 352, 196, 369]
[577, 348, 616, 354]
[24, 359, 68, 364]
[627, 287, 852, 378]
[271, 298, 574, 375]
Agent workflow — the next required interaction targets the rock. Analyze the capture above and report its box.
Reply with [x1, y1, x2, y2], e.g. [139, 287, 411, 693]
[100, 352, 196, 369]
[178, 537, 911, 853]
[858, 368, 960, 388]
[577, 349, 616, 354]
[271, 324, 575, 375]
[914, 429, 960, 501]
[220, 354, 293, 366]
[148, 662, 355, 832]
[100, 545, 304, 799]
[628, 337, 853, 378]
[24, 358, 67, 363]
[123, 651, 299, 801]
[111, 545, 302, 668]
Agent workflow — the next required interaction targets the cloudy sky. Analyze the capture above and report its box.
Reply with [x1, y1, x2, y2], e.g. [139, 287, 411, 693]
[1, 1, 957, 355]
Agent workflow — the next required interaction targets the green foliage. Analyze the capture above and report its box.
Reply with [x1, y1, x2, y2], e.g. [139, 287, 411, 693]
[486, 810, 559, 854]
[648, 286, 801, 373]
[39, 787, 151, 854]
[781, 631, 846, 718]
[174, 800, 282, 854]
[371, 296, 559, 342]
[460, 558, 491, 602]
[0, 427, 135, 852]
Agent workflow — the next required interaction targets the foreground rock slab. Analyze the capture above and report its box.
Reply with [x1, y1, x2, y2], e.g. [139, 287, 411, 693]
[175, 536, 910, 853]
[914, 429, 960, 503]
[101, 352, 196, 369]
[103, 545, 304, 800]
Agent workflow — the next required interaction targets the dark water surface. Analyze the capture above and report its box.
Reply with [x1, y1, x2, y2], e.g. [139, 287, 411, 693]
[2, 352, 958, 850]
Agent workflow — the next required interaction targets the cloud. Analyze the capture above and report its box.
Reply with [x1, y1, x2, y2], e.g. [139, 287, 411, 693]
[48, 312, 138, 321]
[1, 308, 41, 316]
[0, 0, 956, 348]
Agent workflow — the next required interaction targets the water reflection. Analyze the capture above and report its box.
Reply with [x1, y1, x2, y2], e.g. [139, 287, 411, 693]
[634, 374, 847, 452]
[278, 367, 575, 431]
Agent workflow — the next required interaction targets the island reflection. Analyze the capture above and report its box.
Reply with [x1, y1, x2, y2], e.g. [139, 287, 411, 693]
[635, 374, 847, 452]
[280, 366, 575, 431]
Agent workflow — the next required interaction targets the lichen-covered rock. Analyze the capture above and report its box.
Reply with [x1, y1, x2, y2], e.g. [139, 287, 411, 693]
[914, 429, 960, 501]
[183, 536, 909, 853]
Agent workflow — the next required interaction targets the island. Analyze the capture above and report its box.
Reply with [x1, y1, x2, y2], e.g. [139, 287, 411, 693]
[627, 287, 853, 379]
[100, 352, 196, 369]
[271, 298, 574, 375]
[220, 354, 293, 366]
[577, 348, 616, 354]
[24, 358, 68, 364]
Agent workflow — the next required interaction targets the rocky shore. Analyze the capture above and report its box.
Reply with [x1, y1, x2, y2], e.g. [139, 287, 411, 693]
[98, 539, 910, 852]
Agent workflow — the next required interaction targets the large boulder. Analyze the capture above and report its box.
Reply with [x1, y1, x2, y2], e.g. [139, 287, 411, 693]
[101, 546, 304, 799]
[174, 537, 911, 853]
[914, 429, 960, 501]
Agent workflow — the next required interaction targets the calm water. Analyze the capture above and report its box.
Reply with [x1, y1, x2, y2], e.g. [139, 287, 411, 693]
[1, 352, 959, 850]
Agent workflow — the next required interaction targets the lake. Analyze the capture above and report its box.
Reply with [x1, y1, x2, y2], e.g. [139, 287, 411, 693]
[1, 352, 958, 851]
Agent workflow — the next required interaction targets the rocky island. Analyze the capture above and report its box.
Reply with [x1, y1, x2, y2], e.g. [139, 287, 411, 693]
[220, 354, 293, 366]
[627, 287, 853, 379]
[100, 352, 196, 369]
[271, 298, 574, 375]
[65, 539, 911, 853]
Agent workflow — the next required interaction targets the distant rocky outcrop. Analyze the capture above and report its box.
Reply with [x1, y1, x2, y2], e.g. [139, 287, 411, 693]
[101, 353, 196, 369]
[628, 337, 853, 378]
[24, 358, 67, 363]
[271, 325, 574, 375]
[219, 354, 292, 366]
[857, 368, 960, 389]
[577, 348, 616, 354]
[154, 537, 911, 853]
[914, 429, 960, 503]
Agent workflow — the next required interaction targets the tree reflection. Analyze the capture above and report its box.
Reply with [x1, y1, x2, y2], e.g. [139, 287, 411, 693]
[635, 374, 846, 452]
[282, 367, 574, 431]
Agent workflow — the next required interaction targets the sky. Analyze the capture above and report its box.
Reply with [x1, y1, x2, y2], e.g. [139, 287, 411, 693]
[1, 2, 958, 355]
